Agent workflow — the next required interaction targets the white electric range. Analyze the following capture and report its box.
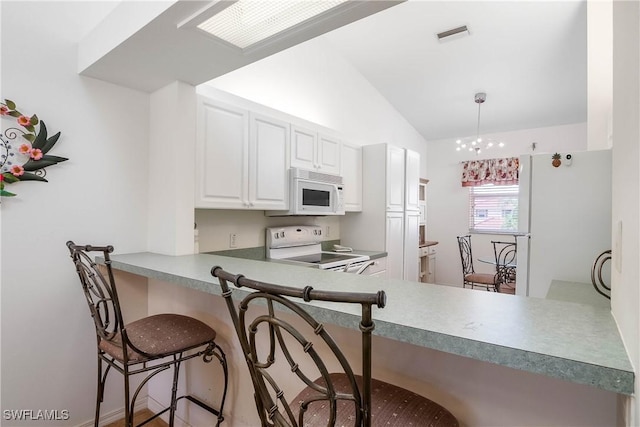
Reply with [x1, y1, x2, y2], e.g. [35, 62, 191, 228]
[266, 226, 374, 273]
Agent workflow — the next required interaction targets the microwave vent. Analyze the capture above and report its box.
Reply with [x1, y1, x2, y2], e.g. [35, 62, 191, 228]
[291, 167, 343, 185]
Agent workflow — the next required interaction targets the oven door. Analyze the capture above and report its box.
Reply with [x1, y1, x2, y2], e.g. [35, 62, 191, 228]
[294, 179, 344, 215]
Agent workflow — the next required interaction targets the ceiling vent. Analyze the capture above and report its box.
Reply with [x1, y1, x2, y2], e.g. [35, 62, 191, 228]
[437, 25, 470, 42]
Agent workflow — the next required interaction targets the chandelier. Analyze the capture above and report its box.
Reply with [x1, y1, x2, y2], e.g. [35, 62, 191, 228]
[455, 92, 504, 154]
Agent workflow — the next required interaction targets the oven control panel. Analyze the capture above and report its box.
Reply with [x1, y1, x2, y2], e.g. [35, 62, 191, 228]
[266, 225, 323, 249]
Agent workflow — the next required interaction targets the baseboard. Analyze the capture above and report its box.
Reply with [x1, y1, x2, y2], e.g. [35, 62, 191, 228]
[74, 397, 148, 427]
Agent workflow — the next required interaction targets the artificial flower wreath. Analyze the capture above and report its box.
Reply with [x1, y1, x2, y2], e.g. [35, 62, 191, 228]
[1, 99, 67, 197]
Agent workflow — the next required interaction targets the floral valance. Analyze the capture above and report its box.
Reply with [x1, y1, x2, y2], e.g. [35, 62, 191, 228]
[461, 157, 519, 187]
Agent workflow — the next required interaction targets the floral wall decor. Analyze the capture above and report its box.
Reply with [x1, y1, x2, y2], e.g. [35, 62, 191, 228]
[0, 99, 67, 197]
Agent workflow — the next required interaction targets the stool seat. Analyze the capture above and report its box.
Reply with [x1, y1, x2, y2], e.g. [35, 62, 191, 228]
[99, 314, 217, 363]
[293, 373, 459, 426]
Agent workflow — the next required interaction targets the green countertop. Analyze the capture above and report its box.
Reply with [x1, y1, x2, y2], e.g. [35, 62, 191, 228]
[104, 252, 634, 395]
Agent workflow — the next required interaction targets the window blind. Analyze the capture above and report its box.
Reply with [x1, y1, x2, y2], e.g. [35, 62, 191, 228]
[469, 184, 519, 233]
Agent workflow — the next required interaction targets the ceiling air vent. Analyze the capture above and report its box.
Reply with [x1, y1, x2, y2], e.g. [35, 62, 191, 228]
[437, 25, 470, 42]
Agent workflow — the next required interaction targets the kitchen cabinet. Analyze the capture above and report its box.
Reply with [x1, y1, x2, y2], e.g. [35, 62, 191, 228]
[386, 212, 404, 280]
[405, 150, 421, 211]
[404, 211, 420, 281]
[290, 124, 340, 175]
[386, 145, 405, 212]
[195, 97, 289, 210]
[340, 141, 362, 212]
[419, 244, 437, 283]
[341, 143, 420, 281]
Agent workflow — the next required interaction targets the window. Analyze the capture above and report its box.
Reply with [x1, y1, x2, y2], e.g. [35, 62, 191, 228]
[469, 184, 519, 233]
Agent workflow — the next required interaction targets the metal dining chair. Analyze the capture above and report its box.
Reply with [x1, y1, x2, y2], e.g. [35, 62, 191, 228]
[211, 266, 459, 427]
[491, 240, 517, 294]
[456, 235, 499, 291]
[67, 242, 228, 427]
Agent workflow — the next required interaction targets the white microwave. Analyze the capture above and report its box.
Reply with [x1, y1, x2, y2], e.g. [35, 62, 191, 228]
[266, 168, 345, 216]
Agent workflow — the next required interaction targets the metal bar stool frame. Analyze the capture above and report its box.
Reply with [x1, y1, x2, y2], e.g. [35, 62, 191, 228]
[211, 266, 459, 427]
[456, 235, 500, 291]
[67, 242, 229, 427]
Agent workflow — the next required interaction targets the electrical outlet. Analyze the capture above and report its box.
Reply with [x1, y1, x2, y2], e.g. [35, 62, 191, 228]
[229, 233, 238, 248]
[326, 226, 331, 238]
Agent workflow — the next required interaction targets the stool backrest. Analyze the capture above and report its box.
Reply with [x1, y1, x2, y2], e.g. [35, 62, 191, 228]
[67, 242, 124, 344]
[456, 235, 475, 276]
[211, 266, 386, 427]
[492, 241, 517, 284]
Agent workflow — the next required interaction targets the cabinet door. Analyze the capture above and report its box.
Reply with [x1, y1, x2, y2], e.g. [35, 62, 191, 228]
[249, 113, 289, 210]
[196, 97, 248, 208]
[290, 125, 316, 171]
[405, 149, 420, 211]
[318, 133, 341, 175]
[403, 211, 420, 282]
[340, 141, 362, 212]
[386, 145, 405, 212]
[385, 212, 405, 280]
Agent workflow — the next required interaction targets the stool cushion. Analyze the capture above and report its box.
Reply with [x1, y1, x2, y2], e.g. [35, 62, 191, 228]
[99, 314, 216, 363]
[464, 273, 497, 285]
[292, 373, 459, 426]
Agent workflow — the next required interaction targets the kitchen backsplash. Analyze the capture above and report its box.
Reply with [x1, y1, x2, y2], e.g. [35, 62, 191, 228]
[195, 209, 341, 252]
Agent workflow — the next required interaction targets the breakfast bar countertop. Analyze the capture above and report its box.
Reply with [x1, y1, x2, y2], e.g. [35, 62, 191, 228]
[105, 251, 634, 395]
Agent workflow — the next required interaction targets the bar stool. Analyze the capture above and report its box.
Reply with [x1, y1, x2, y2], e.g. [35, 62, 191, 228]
[66, 242, 228, 427]
[212, 266, 459, 427]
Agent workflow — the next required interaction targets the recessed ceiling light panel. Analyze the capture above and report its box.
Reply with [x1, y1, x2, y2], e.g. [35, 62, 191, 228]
[195, 1, 349, 50]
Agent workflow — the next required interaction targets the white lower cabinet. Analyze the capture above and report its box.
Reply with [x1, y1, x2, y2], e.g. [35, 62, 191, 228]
[386, 212, 405, 280]
[403, 211, 420, 282]
[195, 96, 289, 210]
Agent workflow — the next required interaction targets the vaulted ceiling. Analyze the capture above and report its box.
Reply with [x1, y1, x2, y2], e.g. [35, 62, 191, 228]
[80, 1, 587, 142]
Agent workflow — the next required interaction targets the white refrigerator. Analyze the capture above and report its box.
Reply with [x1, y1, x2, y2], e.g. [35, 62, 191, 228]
[516, 150, 612, 298]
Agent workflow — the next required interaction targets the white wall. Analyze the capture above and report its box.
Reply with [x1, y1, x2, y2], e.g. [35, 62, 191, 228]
[527, 149, 612, 298]
[611, 1, 640, 425]
[426, 123, 587, 288]
[203, 36, 429, 177]
[1, 2, 150, 425]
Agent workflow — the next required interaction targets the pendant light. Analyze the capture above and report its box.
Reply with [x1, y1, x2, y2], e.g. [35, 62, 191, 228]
[455, 92, 504, 154]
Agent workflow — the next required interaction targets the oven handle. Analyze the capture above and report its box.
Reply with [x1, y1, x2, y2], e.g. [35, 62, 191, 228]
[343, 260, 376, 274]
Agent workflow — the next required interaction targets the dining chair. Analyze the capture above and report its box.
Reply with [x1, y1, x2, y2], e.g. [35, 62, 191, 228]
[491, 241, 517, 294]
[67, 242, 228, 427]
[456, 235, 499, 291]
[591, 249, 611, 300]
[211, 266, 459, 427]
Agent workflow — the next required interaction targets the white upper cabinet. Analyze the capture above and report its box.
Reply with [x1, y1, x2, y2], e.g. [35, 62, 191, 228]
[196, 97, 249, 209]
[195, 96, 289, 210]
[340, 141, 362, 212]
[386, 144, 405, 212]
[291, 124, 341, 175]
[405, 149, 420, 211]
[248, 113, 289, 210]
[317, 133, 341, 175]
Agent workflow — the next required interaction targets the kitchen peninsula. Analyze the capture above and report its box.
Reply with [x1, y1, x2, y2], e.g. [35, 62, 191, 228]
[105, 251, 633, 397]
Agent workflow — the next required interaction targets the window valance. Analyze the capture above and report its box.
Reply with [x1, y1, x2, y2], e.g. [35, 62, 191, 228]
[461, 157, 519, 187]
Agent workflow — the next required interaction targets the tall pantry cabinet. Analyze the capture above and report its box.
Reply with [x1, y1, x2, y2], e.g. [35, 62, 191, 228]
[341, 143, 420, 281]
